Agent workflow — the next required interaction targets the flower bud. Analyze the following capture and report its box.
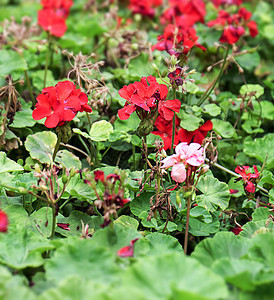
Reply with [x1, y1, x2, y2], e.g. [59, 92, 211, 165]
[34, 163, 41, 173]
[151, 63, 159, 73]
[62, 174, 68, 184]
[18, 187, 28, 194]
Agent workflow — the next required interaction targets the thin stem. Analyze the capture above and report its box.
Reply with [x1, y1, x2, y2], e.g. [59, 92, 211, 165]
[50, 204, 56, 239]
[24, 71, 35, 107]
[184, 196, 191, 255]
[60, 142, 89, 158]
[86, 112, 92, 129]
[132, 144, 136, 170]
[59, 197, 71, 210]
[44, 34, 51, 88]
[197, 45, 230, 106]
[52, 133, 62, 162]
[171, 112, 176, 154]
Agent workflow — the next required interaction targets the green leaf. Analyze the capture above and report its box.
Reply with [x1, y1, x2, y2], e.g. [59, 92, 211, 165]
[236, 51, 260, 72]
[211, 258, 264, 291]
[191, 232, 251, 268]
[244, 134, 274, 170]
[118, 253, 228, 300]
[0, 50, 27, 77]
[56, 211, 102, 237]
[0, 152, 23, 173]
[240, 220, 274, 238]
[114, 215, 139, 231]
[45, 239, 119, 284]
[130, 193, 152, 218]
[0, 225, 54, 269]
[212, 119, 236, 138]
[240, 84, 264, 99]
[196, 175, 230, 212]
[189, 213, 220, 236]
[203, 104, 221, 116]
[114, 113, 140, 132]
[55, 150, 82, 169]
[179, 110, 202, 131]
[10, 101, 36, 128]
[25, 131, 57, 164]
[63, 173, 97, 202]
[89, 120, 114, 142]
[261, 101, 274, 120]
[32, 70, 57, 92]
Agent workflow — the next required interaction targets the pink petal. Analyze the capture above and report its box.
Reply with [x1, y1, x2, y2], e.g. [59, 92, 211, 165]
[171, 163, 186, 183]
[161, 154, 179, 168]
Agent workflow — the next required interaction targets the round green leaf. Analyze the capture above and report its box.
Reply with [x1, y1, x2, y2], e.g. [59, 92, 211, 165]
[203, 104, 221, 116]
[196, 175, 230, 212]
[25, 131, 57, 164]
[0, 152, 23, 174]
[212, 119, 236, 138]
[240, 84, 264, 99]
[89, 120, 113, 142]
[55, 150, 82, 169]
[244, 134, 274, 170]
[0, 50, 27, 77]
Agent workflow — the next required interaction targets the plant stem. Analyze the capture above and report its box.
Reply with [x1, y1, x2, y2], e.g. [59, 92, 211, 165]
[24, 71, 35, 106]
[86, 112, 92, 129]
[50, 204, 56, 239]
[44, 34, 51, 88]
[197, 45, 230, 106]
[171, 112, 176, 154]
[52, 133, 62, 162]
[132, 144, 136, 170]
[184, 195, 191, 255]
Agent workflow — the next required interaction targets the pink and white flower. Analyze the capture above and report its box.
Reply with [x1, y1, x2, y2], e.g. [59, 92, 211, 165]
[161, 142, 204, 183]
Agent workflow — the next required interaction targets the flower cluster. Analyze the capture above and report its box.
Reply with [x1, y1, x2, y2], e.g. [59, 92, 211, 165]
[86, 170, 130, 228]
[152, 118, 212, 150]
[38, 0, 73, 37]
[152, 0, 206, 57]
[235, 165, 260, 194]
[0, 210, 8, 233]
[161, 142, 204, 183]
[32, 81, 92, 128]
[118, 75, 181, 122]
[207, 7, 258, 44]
[129, 0, 162, 18]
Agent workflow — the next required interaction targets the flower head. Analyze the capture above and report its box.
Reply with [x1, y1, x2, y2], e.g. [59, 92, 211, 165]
[32, 81, 92, 128]
[161, 142, 204, 183]
[235, 165, 260, 193]
[0, 210, 8, 233]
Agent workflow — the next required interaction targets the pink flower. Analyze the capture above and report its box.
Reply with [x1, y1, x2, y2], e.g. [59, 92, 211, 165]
[161, 142, 204, 183]
[117, 238, 139, 257]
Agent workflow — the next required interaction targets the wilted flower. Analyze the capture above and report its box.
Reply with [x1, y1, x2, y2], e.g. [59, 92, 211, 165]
[117, 238, 139, 257]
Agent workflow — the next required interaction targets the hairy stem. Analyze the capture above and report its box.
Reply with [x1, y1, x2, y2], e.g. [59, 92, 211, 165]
[197, 45, 230, 107]
[184, 196, 191, 255]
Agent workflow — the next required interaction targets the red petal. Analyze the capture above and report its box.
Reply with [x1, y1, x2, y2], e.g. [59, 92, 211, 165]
[0, 210, 8, 232]
[56, 81, 75, 101]
[118, 104, 136, 120]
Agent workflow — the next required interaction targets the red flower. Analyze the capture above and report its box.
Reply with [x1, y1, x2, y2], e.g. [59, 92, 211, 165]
[129, 0, 162, 18]
[235, 165, 260, 193]
[94, 170, 105, 183]
[152, 115, 180, 150]
[38, 9, 67, 37]
[231, 226, 242, 235]
[57, 223, 70, 231]
[229, 189, 239, 194]
[161, 0, 206, 27]
[178, 120, 213, 144]
[117, 238, 139, 257]
[0, 210, 8, 232]
[41, 0, 73, 18]
[207, 7, 258, 44]
[32, 81, 92, 128]
[152, 24, 205, 56]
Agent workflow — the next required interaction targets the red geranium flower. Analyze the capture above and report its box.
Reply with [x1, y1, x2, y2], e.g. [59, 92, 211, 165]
[118, 76, 180, 122]
[178, 120, 213, 144]
[230, 225, 243, 235]
[38, 9, 67, 37]
[152, 24, 205, 56]
[117, 238, 139, 257]
[152, 115, 180, 150]
[207, 7, 258, 44]
[41, 0, 73, 18]
[235, 165, 260, 193]
[129, 0, 162, 18]
[32, 81, 92, 128]
[0, 210, 8, 233]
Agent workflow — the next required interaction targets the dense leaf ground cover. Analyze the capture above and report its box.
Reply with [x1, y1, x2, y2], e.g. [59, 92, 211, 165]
[0, 0, 273, 299]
